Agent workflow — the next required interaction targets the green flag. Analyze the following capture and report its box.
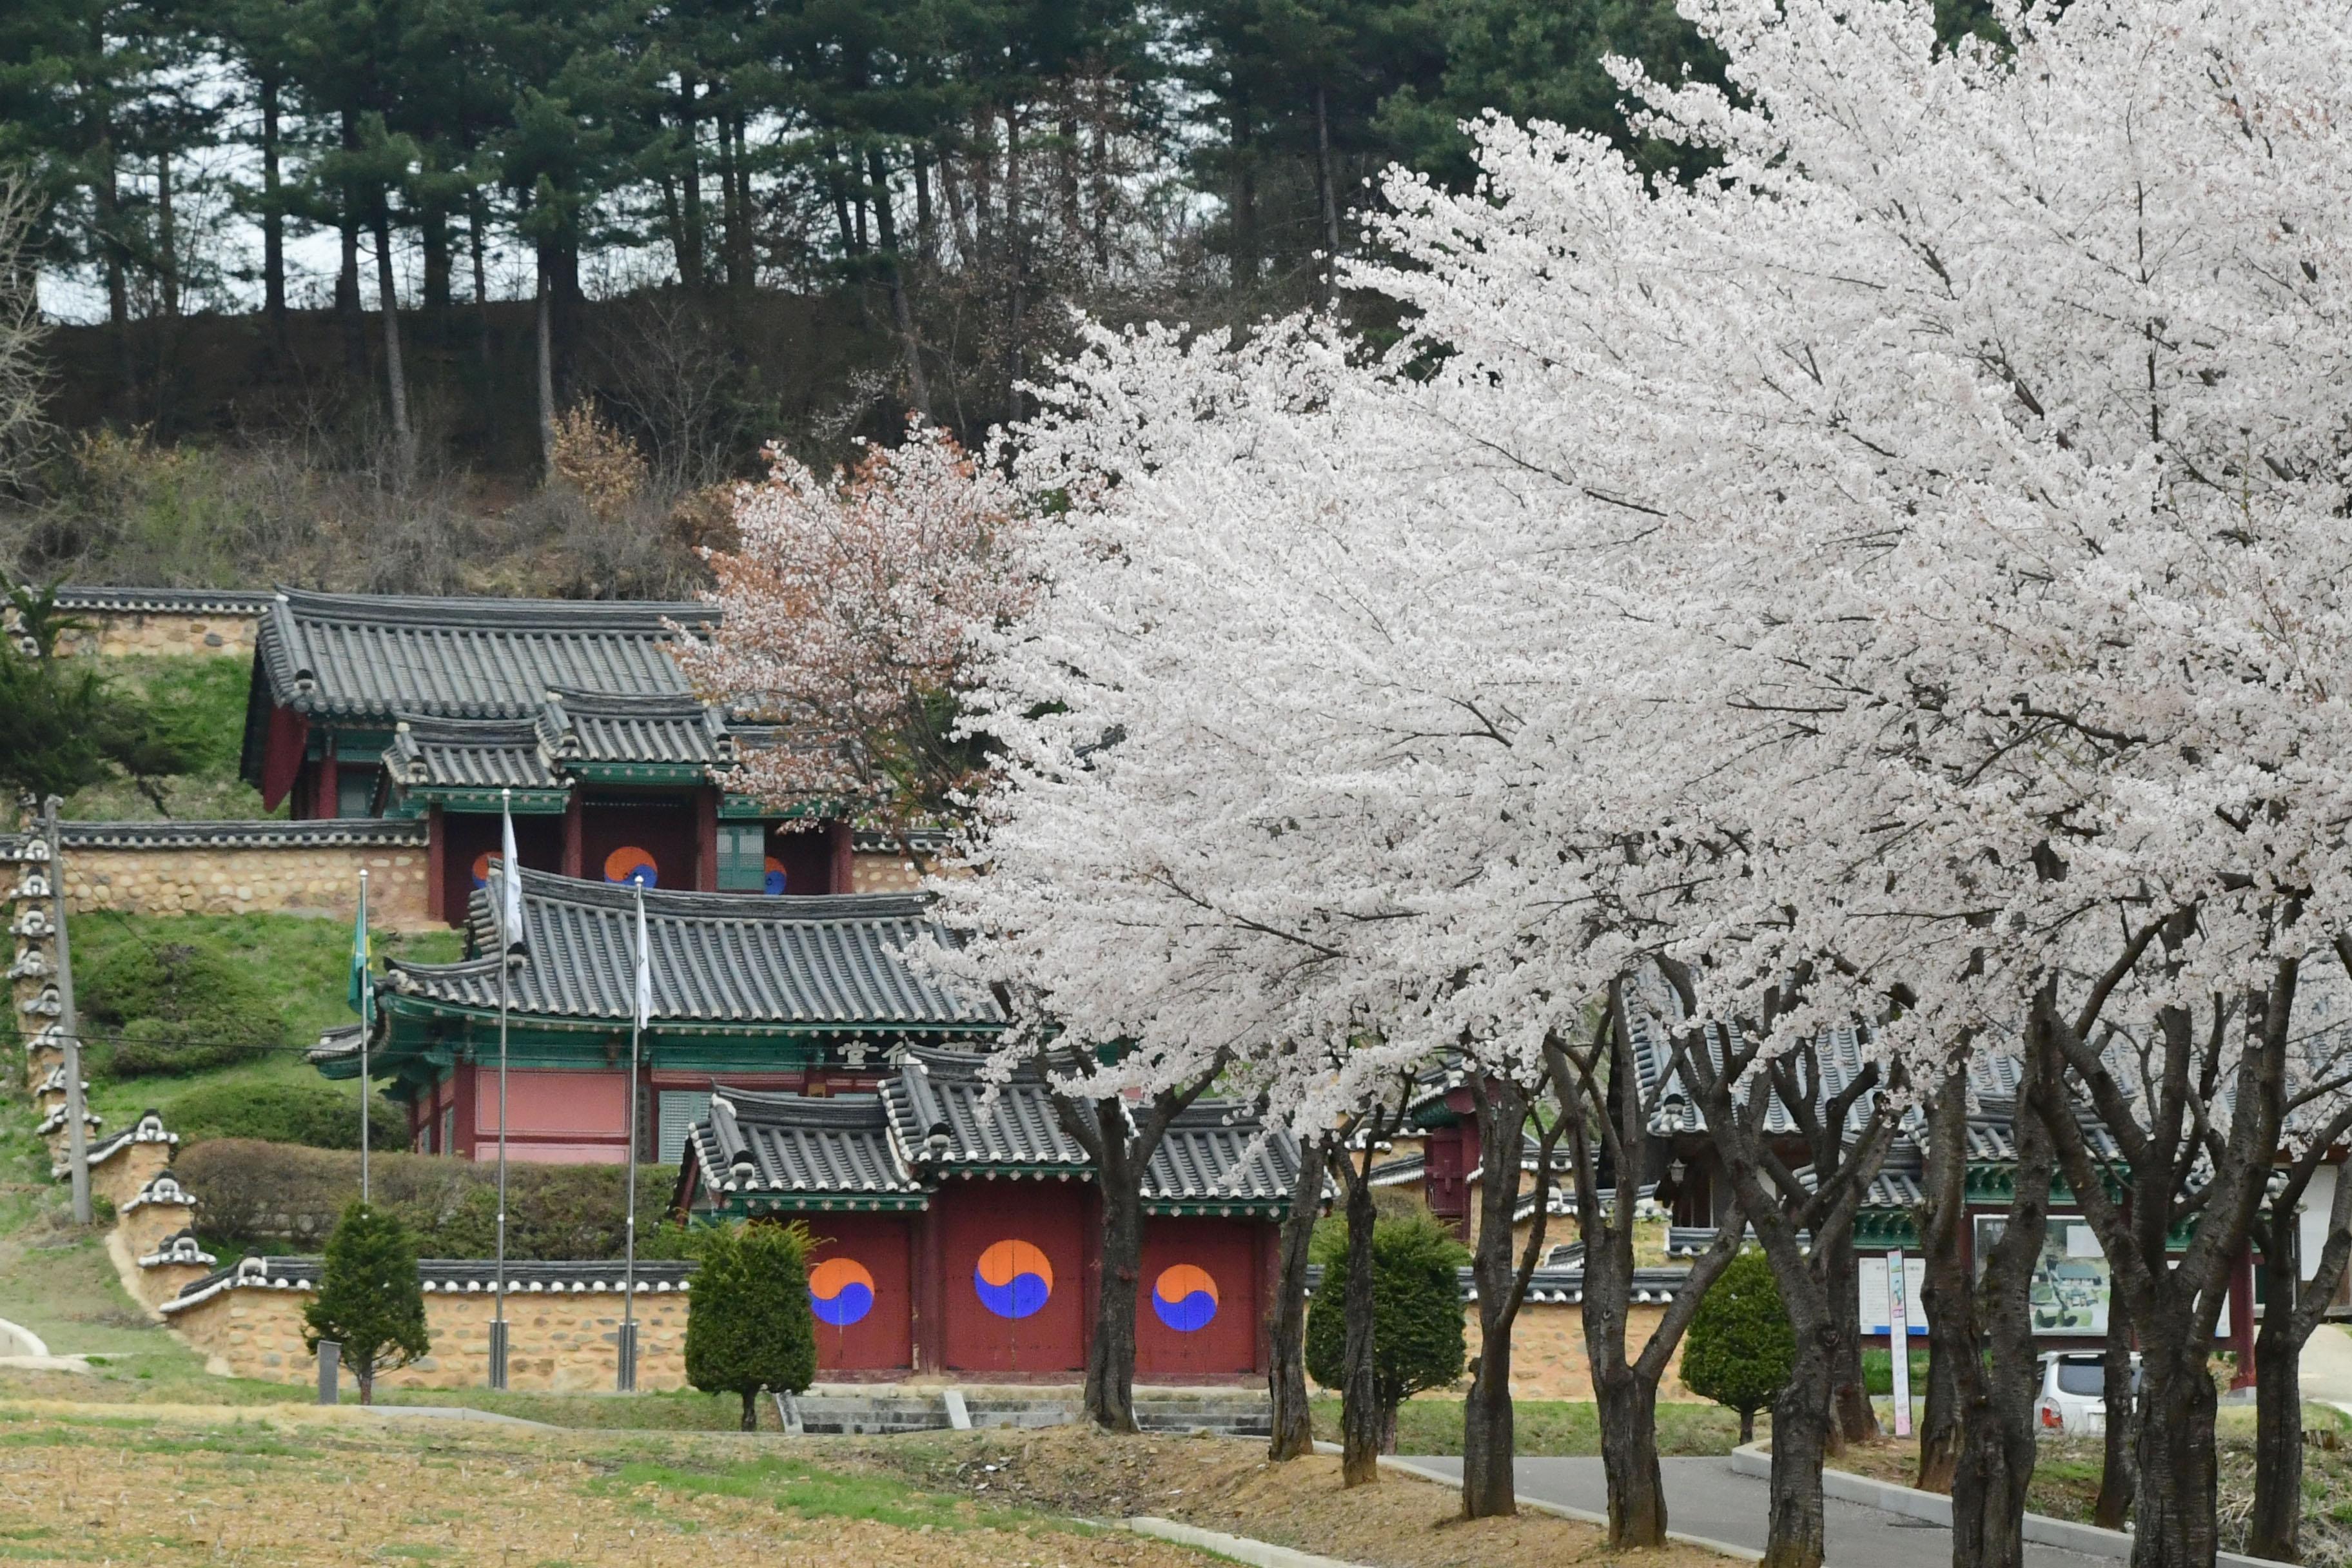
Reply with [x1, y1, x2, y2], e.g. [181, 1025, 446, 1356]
[348, 875, 372, 1026]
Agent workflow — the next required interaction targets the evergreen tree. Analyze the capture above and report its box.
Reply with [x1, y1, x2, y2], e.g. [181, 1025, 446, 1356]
[683, 1220, 818, 1431]
[1305, 1206, 1467, 1451]
[1680, 1248, 1795, 1445]
[302, 1200, 429, 1406]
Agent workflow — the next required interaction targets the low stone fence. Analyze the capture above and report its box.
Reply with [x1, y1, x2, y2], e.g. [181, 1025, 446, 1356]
[44, 587, 271, 660]
[161, 1257, 695, 1391]
[3, 819, 433, 926]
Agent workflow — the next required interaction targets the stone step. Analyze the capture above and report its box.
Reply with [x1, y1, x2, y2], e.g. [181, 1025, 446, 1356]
[789, 1386, 1272, 1437]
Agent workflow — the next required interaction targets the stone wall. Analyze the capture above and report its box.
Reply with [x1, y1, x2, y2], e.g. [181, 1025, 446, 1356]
[54, 610, 261, 660]
[170, 1282, 694, 1392]
[59, 841, 433, 926]
[1462, 1299, 1695, 1402]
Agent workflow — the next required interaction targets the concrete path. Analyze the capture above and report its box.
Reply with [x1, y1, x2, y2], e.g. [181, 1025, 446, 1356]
[1402, 1455, 2118, 1568]
[2301, 1322, 2352, 1413]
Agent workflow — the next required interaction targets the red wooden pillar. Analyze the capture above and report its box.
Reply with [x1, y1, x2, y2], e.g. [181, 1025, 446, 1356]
[829, 820, 854, 895]
[560, 791, 583, 879]
[425, 805, 447, 925]
[694, 787, 720, 892]
[911, 1200, 946, 1374]
[315, 740, 340, 819]
[2229, 1244, 2256, 1389]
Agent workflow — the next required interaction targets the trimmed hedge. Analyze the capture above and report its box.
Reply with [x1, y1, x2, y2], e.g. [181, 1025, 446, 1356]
[177, 1140, 693, 1260]
[77, 934, 282, 1077]
[166, 1081, 406, 1152]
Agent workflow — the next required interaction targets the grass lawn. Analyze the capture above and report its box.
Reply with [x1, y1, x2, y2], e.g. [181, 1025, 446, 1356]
[60, 654, 274, 822]
[1311, 1393, 1749, 1458]
[66, 910, 461, 1133]
[0, 1406, 1214, 1568]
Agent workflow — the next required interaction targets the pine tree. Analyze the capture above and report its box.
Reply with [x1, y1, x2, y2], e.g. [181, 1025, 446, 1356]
[302, 1200, 429, 1406]
[1680, 1249, 1795, 1445]
[683, 1221, 818, 1431]
[1304, 1206, 1467, 1451]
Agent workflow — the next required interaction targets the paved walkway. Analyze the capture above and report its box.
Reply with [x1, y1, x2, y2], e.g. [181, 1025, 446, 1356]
[1402, 1455, 2117, 1568]
[2302, 1322, 2352, 1413]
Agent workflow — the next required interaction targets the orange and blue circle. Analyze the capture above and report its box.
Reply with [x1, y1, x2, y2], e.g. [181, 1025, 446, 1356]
[808, 1257, 875, 1328]
[975, 1239, 1053, 1320]
[604, 846, 658, 887]
[1151, 1264, 1219, 1333]
[763, 856, 788, 896]
[471, 851, 493, 889]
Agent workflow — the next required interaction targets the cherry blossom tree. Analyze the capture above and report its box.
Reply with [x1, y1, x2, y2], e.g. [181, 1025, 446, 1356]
[673, 418, 1030, 867]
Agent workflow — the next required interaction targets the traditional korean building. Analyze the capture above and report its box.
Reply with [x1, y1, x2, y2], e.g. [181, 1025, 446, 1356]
[669, 1048, 1304, 1383]
[237, 588, 859, 924]
[316, 868, 1002, 1161]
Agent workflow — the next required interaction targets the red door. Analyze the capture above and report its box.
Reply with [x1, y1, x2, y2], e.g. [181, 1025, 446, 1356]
[939, 1182, 1088, 1375]
[1136, 1219, 1262, 1380]
[801, 1216, 913, 1373]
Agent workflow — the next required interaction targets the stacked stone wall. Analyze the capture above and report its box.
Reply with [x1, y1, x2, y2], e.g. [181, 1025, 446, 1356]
[172, 1284, 693, 1392]
[59, 843, 433, 925]
[52, 609, 261, 660]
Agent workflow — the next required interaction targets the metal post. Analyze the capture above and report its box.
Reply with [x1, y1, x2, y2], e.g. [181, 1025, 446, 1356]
[317, 1339, 341, 1405]
[492, 893, 511, 1391]
[44, 798, 90, 1226]
[620, 881, 644, 1392]
[358, 868, 371, 1204]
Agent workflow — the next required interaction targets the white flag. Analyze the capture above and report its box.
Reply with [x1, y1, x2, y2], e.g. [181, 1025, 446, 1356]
[500, 791, 526, 955]
[633, 885, 652, 1030]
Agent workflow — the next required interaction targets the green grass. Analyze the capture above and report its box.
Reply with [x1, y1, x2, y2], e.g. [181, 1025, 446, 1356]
[61, 655, 273, 821]
[69, 910, 460, 1133]
[1308, 1395, 1748, 1457]
[602, 1454, 1064, 1534]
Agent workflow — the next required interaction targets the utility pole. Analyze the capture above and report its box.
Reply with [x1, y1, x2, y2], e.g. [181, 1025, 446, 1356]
[44, 797, 90, 1225]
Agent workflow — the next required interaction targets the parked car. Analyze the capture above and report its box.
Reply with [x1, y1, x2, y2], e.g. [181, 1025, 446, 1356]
[2036, 1349, 2139, 1435]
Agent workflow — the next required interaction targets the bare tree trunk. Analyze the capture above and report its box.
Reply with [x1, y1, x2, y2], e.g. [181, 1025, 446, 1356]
[1337, 1147, 1380, 1487]
[338, 112, 367, 378]
[2093, 1286, 2136, 1530]
[1084, 1166, 1144, 1432]
[1950, 1030, 2057, 1568]
[469, 192, 492, 367]
[866, 148, 933, 420]
[1763, 1326, 1835, 1568]
[2245, 1132, 2352, 1562]
[912, 151, 937, 265]
[421, 207, 451, 311]
[260, 75, 287, 347]
[155, 153, 178, 318]
[356, 1365, 373, 1407]
[678, 75, 705, 289]
[1313, 85, 1339, 308]
[1460, 1077, 1536, 1520]
[1825, 1230, 1877, 1451]
[1914, 1063, 1966, 1494]
[1266, 1133, 1324, 1462]
[373, 204, 414, 476]
[1086, 89, 1112, 271]
[1056, 95, 1082, 248]
[535, 258, 556, 469]
[1002, 99, 1026, 422]
[2129, 1329, 2220, 1568]
[740, 1388, 757, 1431]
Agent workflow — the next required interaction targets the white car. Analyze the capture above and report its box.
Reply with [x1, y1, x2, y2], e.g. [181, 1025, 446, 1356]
[2035, 1350, 2137, 1436]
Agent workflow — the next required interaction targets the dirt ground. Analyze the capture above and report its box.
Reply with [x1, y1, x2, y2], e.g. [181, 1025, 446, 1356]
[836, 1425, 1729, 1568]
[0, 1404, 1206, 1568]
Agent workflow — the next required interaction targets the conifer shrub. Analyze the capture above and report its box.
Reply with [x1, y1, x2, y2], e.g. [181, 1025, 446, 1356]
[78, 936, 281, 1077]
[1305, 1207, 1470, 1447]
[302, 1201, 430, 1404]
[167, 1080, 404, 1151]
[1681, 1248, 1796, 1444]
[684, 1220, 818, 1430]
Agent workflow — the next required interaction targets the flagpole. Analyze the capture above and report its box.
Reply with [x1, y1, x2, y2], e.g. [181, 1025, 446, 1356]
[491, 787, 514, 1391]
[619, 879, 645, 1393]
[358, 869, 370, 1205]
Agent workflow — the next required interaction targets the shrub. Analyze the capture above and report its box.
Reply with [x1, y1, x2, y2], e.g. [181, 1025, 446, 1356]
[167, 1081, 404, 1151]
[77, 936, 282, 1077]
[685, 1220, 817, 1430]
[303, 1202, 429, 1404]
[1306, 1207, 1470, 1447]
[1681, 1249, 1796, 1444]
[175, 1139, 683, 1257]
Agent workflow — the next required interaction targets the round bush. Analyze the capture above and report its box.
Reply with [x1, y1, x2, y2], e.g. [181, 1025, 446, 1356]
[79, 937, 283, 1077]
[168, 1080, 404, 1151]
[1681, 1248, 1796, 1443]
[1305, 1207, 1469, 1435]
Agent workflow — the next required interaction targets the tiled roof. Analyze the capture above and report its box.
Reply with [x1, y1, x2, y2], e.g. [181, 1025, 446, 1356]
[692, 1059, 1301, 1213]
[1629, 1014, 1885, 1139]
[540, 692, 732, 767]
[387, 868, 1001, 1031]
[1307, 1263, 1694, 1306]
[54, 585, 275, 616]
[122, 1170, 198, 1213]
[1366, 1153, 1425, 1188]
[384, 716, 559, 791]
[691, 1090, 927, 1209]
[1142, 1102, 1302, 1211]
[59, 1110, 175, 1176]
[0, 819, 427, 856]
[161, 1256, 696, 1314]
[881, 1047, 1089, 1173]
[254, 587, 712, 723]
[1511, 1181, 1664, 1226]
[139, 1230, 217, 1269]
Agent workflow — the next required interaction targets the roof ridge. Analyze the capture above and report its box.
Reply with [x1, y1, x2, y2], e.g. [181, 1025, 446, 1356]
[274, 585, 714, 627]
[511, 867, 936, 921]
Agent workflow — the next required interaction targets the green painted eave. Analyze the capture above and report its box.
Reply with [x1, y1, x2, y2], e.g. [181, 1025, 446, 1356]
[722, 793, 848, 820]
[713, 1193, 930, 1216]
[571, 762, 707, 785]
[414, 787, 573, 814]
